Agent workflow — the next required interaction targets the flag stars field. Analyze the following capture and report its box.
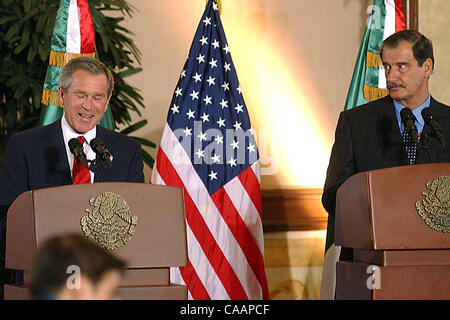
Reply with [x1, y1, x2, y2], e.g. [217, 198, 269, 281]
[151, 0, 269, 300]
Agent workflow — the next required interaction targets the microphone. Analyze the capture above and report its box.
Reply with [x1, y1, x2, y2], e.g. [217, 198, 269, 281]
[68, 138, 89, 169]
[90, 138, 113, 163]
[400, 108, 419, 145]
[422, 108, 445, 146]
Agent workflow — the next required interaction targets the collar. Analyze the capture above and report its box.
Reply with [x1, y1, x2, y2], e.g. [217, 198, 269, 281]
[393, 93, 430, 133]
[61, 114, 97, 143]
[61, 115, 97, 182]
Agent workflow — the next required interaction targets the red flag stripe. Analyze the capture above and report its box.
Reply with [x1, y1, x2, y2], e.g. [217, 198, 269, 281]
[224, 171, 264, 254]
[238, 163, 263, 216]
[211, 186, 270, 299]
[76, 0, 95, 53]
[153, 167, 233, 299]
[149, 167, 212, 299]
[394, 0, 406, 32]
[179, 260, 211, 300]
[155, 147, 248, 299]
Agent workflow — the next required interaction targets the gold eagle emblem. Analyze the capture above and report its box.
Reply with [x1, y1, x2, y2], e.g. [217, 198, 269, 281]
[81, 192, 137, 250]
[415, 176, 450, 233]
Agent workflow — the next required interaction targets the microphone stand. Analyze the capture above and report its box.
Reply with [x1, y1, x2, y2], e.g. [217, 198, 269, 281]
[419, 133, 433, 163]
[87, 159, 103, 183]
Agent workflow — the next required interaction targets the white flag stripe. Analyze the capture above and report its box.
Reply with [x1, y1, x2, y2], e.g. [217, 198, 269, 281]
[66, 0, 81, 54]
[150, 166, 163, 185]
[170, 265, 185, 286]
[378, 0, 396, 89]
[383, 0, 397, 40]
[160, 125, 261, 298]
[223, 176, 264, 254]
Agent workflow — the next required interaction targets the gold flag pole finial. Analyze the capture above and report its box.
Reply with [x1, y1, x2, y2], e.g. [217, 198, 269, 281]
[206, 0, 222, 14]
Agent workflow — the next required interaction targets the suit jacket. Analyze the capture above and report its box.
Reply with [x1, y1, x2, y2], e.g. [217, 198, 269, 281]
[0, 120, 145, 216]
[322, 95, 450, 260]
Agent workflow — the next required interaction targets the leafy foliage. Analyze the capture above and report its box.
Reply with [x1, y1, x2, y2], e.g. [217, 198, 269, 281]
[0, 0, 155, 167]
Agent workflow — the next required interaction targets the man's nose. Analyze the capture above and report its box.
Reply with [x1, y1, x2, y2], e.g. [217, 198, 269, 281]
[385, 68, 399, 82]
[81, 96, 92, 109]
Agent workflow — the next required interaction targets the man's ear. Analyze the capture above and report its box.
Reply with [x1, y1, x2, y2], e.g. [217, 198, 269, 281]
[58, 86, 65, 107]
[423, 58, 433, 78]
[103, 94, 112, 113]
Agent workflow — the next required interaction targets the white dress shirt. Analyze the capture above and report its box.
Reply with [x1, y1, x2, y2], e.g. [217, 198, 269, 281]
[61, 115, 96, 183]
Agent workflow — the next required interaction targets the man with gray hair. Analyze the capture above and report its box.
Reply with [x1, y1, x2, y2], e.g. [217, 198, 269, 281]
[322, 30, 450, 263]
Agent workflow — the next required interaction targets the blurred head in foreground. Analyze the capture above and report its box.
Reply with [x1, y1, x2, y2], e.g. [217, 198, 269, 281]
[30, 234, 126, 300]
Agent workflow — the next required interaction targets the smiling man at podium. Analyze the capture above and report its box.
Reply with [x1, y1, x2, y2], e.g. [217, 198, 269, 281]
[0, 57, 145, 297]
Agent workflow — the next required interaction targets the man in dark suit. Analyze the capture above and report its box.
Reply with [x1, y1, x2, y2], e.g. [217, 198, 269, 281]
[0, 57, 144, 294]
[322, 30, 450, 261]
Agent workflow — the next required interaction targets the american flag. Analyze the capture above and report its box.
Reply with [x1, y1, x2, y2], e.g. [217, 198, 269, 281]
[151, 0, 269, 300]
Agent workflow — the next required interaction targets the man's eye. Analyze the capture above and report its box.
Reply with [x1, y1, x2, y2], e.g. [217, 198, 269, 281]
[383, 65, 391, 71]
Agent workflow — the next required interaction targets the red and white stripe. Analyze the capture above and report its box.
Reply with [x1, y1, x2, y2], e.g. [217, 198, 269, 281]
[66, 0, 95, 54]
[378, 0, 406, 88]
[152, 124, 270, 300]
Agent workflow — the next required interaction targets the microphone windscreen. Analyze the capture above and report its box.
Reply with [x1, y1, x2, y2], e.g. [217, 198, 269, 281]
[421, 108, 432, 121]
[400, 107, 415, 123]
[68, 138, 82, 155]
[90, 138, 103, 154]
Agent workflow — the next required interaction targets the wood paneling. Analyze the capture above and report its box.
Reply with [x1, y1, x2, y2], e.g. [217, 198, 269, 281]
[261, 188, 328, 232]
[402, 0, 419, 30]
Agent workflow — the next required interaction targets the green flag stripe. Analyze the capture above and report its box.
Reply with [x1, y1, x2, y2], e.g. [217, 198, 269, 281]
[50, 0, 70, 52]
[39, 104, 64, 126]
[43, 65, 62, 91]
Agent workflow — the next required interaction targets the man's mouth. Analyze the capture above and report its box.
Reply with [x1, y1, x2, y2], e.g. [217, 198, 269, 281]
[78, 112, 94, 120]
[387, 82, 405, 90]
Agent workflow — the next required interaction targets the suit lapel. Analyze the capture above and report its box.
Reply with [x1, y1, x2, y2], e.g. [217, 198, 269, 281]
[93, 125, 114, 182]
[371, 96, 408, 166]
[40, 120, 72, 186]
[416, 96, 448, 163]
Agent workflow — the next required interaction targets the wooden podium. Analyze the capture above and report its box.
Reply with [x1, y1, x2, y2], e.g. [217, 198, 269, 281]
[335, 163, 450, 299]
[3, 182, 188, 300]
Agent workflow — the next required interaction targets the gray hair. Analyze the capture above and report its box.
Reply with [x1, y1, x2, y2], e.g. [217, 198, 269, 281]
[60, 56, 114, 96]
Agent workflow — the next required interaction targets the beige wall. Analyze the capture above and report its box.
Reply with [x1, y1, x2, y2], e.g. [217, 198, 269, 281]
[121, 0, 371, 188]
[419, 0, 450, 105]
[121, 0, 448, 189]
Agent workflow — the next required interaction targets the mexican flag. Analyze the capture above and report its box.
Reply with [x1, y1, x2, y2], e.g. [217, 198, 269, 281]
[39, 0, 114, 129]
[320, 0, 406, 300]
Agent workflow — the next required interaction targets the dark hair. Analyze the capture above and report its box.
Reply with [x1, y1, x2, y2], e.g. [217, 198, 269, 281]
[29, 234, 126, 299]
[60, 56, 115, 96]
[380, 30, 434, 70]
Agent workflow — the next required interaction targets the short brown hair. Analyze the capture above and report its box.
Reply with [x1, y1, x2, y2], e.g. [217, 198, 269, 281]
[29, 234, 126, 299]
[60, 57, 115, 96]
[380, 30, 434, 70]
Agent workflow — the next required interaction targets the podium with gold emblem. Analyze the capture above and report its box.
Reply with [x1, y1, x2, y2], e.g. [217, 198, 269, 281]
[334, 163, 450, 299]
[3, 183, 188, 300]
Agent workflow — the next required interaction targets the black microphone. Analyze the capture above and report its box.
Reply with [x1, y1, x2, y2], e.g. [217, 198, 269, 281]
[400, 108, 419, 145]
[68, 138, 89, 169]
[422, 108, 445, 146]
[90, 138, 113, 163]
